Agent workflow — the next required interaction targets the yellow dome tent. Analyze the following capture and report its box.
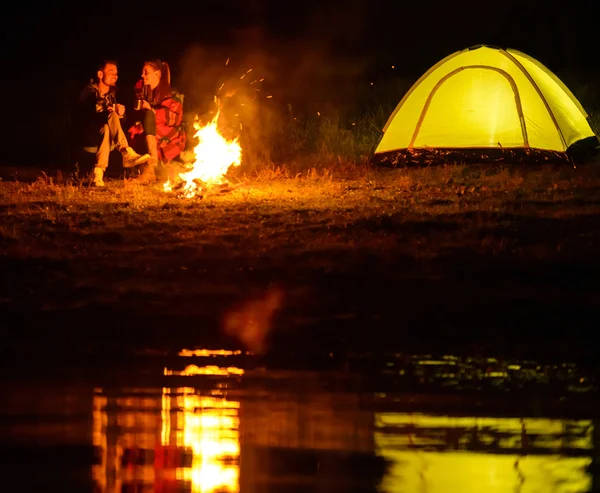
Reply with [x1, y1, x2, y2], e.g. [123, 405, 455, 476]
[373, 45, 598, 166]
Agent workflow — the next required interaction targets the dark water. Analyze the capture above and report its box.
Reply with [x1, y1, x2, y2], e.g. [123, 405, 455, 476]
[0, 349, 598, 493]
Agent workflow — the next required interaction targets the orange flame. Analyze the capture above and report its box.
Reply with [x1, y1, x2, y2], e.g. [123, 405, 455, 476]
[164, 65, 267, 198]
[164, 110, 242, 198]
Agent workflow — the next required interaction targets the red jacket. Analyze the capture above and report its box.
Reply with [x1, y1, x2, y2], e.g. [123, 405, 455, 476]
[129, 81, 186, 162]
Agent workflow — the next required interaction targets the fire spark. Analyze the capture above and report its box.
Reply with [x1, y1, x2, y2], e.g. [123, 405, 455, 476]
[164, 110, 242, 198]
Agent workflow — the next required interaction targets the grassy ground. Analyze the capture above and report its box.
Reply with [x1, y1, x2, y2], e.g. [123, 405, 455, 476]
[2, 163, 600, 366]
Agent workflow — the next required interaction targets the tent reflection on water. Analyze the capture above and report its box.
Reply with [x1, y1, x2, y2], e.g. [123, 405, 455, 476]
[374, 413, 594, 493]
[92, 385, 242, 493]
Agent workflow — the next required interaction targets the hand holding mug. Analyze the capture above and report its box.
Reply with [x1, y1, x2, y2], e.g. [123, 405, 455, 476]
[115, 104, 126, 117]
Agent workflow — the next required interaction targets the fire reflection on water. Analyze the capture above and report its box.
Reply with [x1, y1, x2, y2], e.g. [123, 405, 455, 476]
[169, 388, 240, 493]
[93, 364, 242, 493]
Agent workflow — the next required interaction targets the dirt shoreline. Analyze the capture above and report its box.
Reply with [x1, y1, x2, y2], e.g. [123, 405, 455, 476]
[1, 163, 600, 365]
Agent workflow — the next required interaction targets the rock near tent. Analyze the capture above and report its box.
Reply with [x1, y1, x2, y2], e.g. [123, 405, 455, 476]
[372, 45, 599, 167]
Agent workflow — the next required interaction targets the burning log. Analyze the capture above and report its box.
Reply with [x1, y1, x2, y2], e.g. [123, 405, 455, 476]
[165, 175, 245, 199]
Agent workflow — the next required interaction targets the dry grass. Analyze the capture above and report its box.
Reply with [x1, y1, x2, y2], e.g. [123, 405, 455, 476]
[2, 163, 600, 259]
[2, 163, 600, 359]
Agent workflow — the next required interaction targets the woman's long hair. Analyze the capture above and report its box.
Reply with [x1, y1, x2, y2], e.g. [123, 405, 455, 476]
[145, 58, 172, 103]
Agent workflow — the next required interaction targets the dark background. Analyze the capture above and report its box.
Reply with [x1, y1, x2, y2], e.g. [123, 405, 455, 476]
[3, 0, 599, 167]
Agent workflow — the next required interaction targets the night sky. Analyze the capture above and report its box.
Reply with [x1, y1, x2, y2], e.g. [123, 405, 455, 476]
[3, 0, 599, 165]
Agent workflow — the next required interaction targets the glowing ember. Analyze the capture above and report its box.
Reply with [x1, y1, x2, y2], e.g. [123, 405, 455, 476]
[164, 110, 242, 198]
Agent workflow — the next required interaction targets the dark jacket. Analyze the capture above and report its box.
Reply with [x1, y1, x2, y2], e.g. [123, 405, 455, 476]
[75, 81, 118, 147]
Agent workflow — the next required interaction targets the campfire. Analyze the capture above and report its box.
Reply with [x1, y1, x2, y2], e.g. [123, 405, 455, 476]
[164, 109, 242, 198]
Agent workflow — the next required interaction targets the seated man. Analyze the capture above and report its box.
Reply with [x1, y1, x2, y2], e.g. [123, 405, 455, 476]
[127, 59, 186, 184]
[77, 60, 149, 187]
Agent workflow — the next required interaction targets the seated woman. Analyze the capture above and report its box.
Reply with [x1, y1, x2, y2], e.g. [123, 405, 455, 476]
[127, 59, 186, 183]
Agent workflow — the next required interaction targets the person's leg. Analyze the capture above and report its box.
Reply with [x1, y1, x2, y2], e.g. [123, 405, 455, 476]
[141, 110, 158, 166]
[106, 112, 150, 168]
[93, 124, 111, 186]
[107, 111, 129, 150]
[132, 109, 158, 184]
[141, 109, 157, 137]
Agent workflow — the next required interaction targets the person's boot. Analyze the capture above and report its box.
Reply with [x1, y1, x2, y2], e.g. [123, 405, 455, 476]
[121, 147, 150, 168]
[146, 134, 159, 168]
[92, 166, 105, 187]
[132, 135, 158, 184]
[135, 162, 156, 184]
